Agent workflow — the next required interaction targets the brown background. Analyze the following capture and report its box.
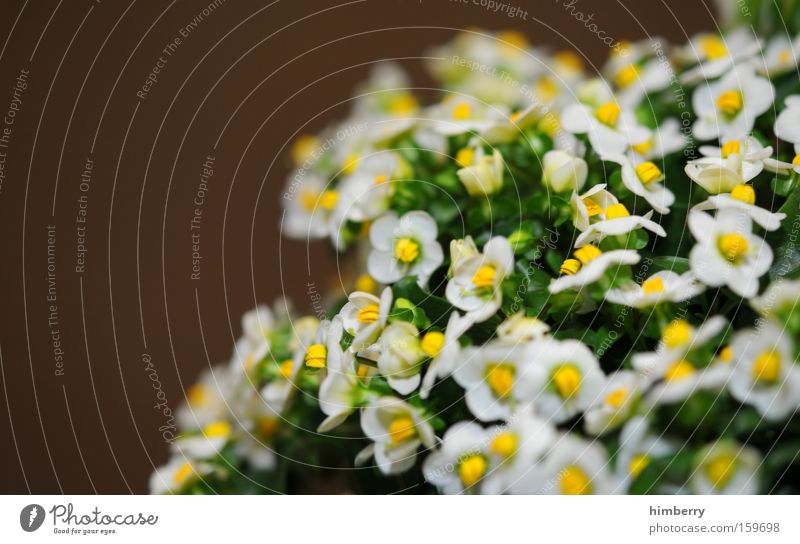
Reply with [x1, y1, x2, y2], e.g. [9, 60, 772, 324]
[0, 0, 716, 494]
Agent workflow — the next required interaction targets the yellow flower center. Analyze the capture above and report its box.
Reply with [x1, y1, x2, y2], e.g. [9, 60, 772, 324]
[752, 350, 781, 384]
[629, 454, 650, 479]
[455, 147, 475, 167]
[421, 331, 445, 358]
[203, 420, 231, 439]
[718, 233, 749, 263]
[554, 50, 584, 72]
[793, 154, 800, 167]
[355, 273, 377, 293]
[662, 319, 692, 348]
[635, 162, 663, 184]
[560, 258, 581, 275]
[490, 432, 518, 457]
[552, 364, 582, 398]
[614, 64, 640, 88]
[356, 304, 380, 324]
[388, 94, 417, 115]
[187, 384, 207, 407]
[573, 244, 603, 264]
[471, 265, 497, 288]
[342, 152, 360, 175]
[459, 455, 487, 487]
[538, 114, 560, 137]
[605, 388, 628, 408]
[719, 345, 733, 363]
[174, 462, 194, 486]
[486, 364, 515, 399]
[498, 30, 529, 50]
[631, 139, 654, 156]
[279, 358, 294, 379]
[304, 344, 327, 368]
[374, 174, 388, 185]
[705, 453, 737, 489]
[301, 190, 319, 212]
[291, 135, 319, 166]
[664, 359, 696, 382]
[730, 184, 755, 205]
[604, 203, 630, 219]
[583, 197, 603, 217]
[388, 416, 416, 445]
[716, 90, 743, 117]
[394, 238, 420, 263]
[720, 140, 741, 158]
[595, 101, 621, 127]
[535, 77, 560, 102]
[560, 465, 592, 495]
[778, 48, 792, 65]
[700, 35, 728, 60]
[319, 190, 339, 210]
[642, 276, 665, 295]
[452, 102, 472, 120]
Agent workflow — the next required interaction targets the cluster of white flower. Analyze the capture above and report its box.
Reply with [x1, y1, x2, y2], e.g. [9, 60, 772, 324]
[152, 26, 800, 495]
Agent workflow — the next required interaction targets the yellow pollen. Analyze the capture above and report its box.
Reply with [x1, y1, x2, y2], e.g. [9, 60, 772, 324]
[662, 319, 692, 348]
[355, 274, 377, 294]
[752, 350, 781, 383]
[629, 454, 650, 479]
[605, 388, 628, 408]
[421, 331, 445, 358]
[290, 135, 319, 166]
[304, 344, 327, 369]
[700, 36, 728, 60]
[716, 90, 743, 116]
[793, 154, 800, 167]
[574, 244, 603, 264]
[486, 364, 515, 399]
[187, 384, 207, 407]
[394, 238, 420, 263]
[357, 364, 370, 380]
[614, 64, 640, 88]
[730, 184, 755, 205]
[279, 358, 294, 379]
[342, 153, 360, 175]
[595, 102, 621, 127]
[459, 455, 487, 487]
[560, 465, 592, 495]
[388, 94, 417, 115]
[388, 416, 416, 445]
[498, 30, 529, 50]
[718, 233, 749, 263]
[604, 203, 630, 219]
[664, 359, 696, 382]
[490, 432, 518, 457]
[719, 345, 733, 363]
[455, 147, 475, 168]
[257, 417, 279, 438]
[778, 49, 792, 65]
[203, 421, 231, 439]
[720, 140, 741, 158]
[560, 258, 581, 275]
[356, 304, 380, 324]
[509, 110, 522, 123]
[535, 77, 560, 102]
[554, 50, 583, 72]
[706, 453, 737, 489]
[452, 102, 472, 120]
[174, 462, 194, 486]
[319, 190, 338, 210]
[552, 364, 582, 398]
[635, 162, 663, 184]
[583, 197, 603, 217]
[642, 276, 665, 295]
[374, 174, 387, 185]
[301, 190, 319, 212]
[471, 265, 497, 288]
[631, 139, 653, 156]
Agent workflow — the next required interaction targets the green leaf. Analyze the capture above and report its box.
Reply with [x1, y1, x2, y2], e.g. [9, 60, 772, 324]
[650, 256, 690, 274]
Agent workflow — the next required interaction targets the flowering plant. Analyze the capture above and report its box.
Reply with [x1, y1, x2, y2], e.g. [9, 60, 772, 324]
[152, 14, 800, 495]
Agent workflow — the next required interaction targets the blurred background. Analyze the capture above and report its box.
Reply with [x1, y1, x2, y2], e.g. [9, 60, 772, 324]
[0, 0, 717, 493]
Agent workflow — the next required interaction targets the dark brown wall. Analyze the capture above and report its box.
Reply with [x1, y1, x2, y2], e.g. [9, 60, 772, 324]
[0, 0, 716, 493]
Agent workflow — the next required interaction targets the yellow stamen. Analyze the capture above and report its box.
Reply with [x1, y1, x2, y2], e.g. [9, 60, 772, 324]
[718, 233, 749, 263]
[486, 364, 515, 399]
[187, 384, 207, 407]
[614, 64, 640, 88]
[778, 49, 792, 65]
[356, 304, 380, 324]
[716, 90, 743, 116]
[355, 274, 377, 294]
[706, 453, 737, 489]
[452, 102, 472, 120]
[279, 358, 294, 378]
[388, 94, 417, 115]
[583, 197, 603, 217]
[304, 344, 327, 369]
[662, 319, 692, 348]
[635, 162, 663, 184]
[394, 238, 420, 263]
[574, 245, 603, 264]
[664, 359, 696, 382]
[560, 465, 592, 495]
[421, 331, 445, 358]
[604, 203, 630, 219]
[388, 416, 416, 445]
[535, 77, 559, 102]
[720, 140, 741, 158]
[203, 421, 231, 439]
[752, 350, 781, 384]
[342, 153, 359, 175]
[498, 30, 529, 50]
[471, 265, 497, 288]
[629, 454, 650, 479]
[595, 102, 621, 127]
[301, 190, 319, 212]
[793, 154, 800, 167]
[374, 174, 387, 185]
[538, 114, 560, 137]
[631, 139, 653, 156]
[642, 276, 665, 295]
[553, 364, 582, 398]
[560, 258, 581, 275]
[490, 432, 518, 457]
[605, 388, 628, 408]
[730, 184, 755, 205]
[290, 135, 319, 166]
[459, 455, 487, 487]
[319, 190, 338, 210]
[357, 364, 370, 380]
[700, 35, 728, 60]
[455, 147, 475, 168]
[174, 462, 194, 486]
[719, 345, 733, 363]
[554, 50, 583, 72]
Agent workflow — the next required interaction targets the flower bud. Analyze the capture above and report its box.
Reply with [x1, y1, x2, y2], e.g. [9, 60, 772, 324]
[542, 150, 588, 193]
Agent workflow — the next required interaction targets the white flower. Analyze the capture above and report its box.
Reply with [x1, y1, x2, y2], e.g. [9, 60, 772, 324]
[338, 286, 393, 351]
[692, 187, 786, 231]
[542, 149, 588, 193]
[176, 366, 236, 430]
[604, 39, 672, 106]
[688, 209, 773, 298]
[420, 311, 475, 399]
[317, 347, 362, 432]
[605, 270, 705, 308]
[549, 247, 641, 294]
[452, 341, 538, 422]
[171, 420, 232, 460]
[232, 430, 277, 471]
[678, 30, 761, 84]
[425, 95, 508, 136]
[756, 34, 800, 78]
[456, 148, 504, 197]
[240, 305, 274, 352]
[615, 417, 675, 492]
[570, 183, 619, 232]
[561, 100, 651, 156]
[584, 371, 643, 435]
[446, 236, 514, 322]
[448, 235, 479, 277]
[367, 210, 444, 287]
[496, 312, 550, 342]
[602, 153, 674, 214]
[334, 151, 397, 223]
[751, 279, 800, 321]
[423, 421, 489, 494]
[775, 95, 800, 153]
[574, 203, 666, 248]
[728, 323, 800, 421]
[693, 137, 793, 185]
[692, 64, 774, 141]
[377, 321, 426, 394]
[360, 397, 435, 475]
[689, 441, 761, 494]
[643, 356, 732, 407]
[149, 458, 214, 494]
[628, 118, 688, 161]
[526, 338, 605, 424]
[684, 153, 754, 194]
[282, 172, 338, 239]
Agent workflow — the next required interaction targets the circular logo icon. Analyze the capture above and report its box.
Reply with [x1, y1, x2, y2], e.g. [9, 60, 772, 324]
[20, 504, 45, 532]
